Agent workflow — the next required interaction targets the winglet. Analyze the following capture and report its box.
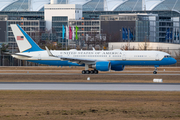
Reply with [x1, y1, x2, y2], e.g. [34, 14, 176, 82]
[45, 46, 54, 57]
[92, 47, 95, 51]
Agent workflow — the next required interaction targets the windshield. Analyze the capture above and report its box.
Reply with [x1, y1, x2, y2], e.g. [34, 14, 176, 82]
[164, 55, 171, 58]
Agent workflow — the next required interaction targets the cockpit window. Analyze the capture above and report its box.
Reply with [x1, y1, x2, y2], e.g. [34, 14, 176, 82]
[164, 55, 171, 58]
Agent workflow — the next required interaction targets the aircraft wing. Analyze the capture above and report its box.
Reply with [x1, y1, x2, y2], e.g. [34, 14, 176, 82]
[3, 52, 32, 58]
[45, 46, 96, 64]
[58, 56, 96, 63]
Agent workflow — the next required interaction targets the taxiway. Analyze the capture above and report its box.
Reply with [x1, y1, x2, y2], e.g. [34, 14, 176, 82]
[0, 82, 180, 91]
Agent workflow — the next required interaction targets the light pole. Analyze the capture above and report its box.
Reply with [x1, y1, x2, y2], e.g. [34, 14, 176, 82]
[0, 45, 2, 66]
[119, 29, 121, 42]
[100, 29, 103, 49]
[4, 31, 7, 42]
[145, 32, 147, 50]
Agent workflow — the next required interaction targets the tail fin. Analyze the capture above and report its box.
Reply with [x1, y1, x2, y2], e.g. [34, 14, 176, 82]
[10, 24, 43, 53]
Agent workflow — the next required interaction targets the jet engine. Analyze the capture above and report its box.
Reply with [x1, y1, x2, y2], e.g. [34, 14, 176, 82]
[111, 65, 125, 71]
[94, 61, 111, 71]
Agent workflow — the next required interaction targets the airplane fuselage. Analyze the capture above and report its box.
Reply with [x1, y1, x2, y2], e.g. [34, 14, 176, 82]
[13, 49, 176, 66]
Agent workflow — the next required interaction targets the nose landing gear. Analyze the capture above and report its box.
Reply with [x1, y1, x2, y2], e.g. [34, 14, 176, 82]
[153, 66, 158, 74]
[153, 71, 157, 74]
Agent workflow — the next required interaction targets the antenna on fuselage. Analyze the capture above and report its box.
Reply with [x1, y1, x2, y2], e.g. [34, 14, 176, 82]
[92, 47, 95, 51]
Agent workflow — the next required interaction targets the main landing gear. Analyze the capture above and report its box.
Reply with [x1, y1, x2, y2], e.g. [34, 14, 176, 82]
[153, 66, 158, 74]
[82, 69, 98, 74]
[82, 64, 99, 74]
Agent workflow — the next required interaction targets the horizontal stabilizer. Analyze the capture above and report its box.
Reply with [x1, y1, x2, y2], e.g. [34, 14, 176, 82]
[3, 52, 32, 58]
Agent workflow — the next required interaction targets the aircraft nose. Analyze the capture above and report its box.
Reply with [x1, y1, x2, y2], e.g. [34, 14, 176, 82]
[172, 58, 177, 64]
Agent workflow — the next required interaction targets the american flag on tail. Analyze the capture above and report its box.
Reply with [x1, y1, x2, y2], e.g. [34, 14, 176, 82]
[17, 36, 24, 40]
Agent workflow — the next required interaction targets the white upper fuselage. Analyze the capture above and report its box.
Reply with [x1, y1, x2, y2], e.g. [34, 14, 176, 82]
[13, 49, 169, 61]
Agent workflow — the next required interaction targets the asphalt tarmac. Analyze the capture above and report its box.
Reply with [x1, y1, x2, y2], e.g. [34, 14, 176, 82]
[0, 73, 179, 75]
[0, 82, 180, 91]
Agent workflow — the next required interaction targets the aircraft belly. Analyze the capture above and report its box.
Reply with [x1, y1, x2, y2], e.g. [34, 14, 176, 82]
[27, 60, 84, 66]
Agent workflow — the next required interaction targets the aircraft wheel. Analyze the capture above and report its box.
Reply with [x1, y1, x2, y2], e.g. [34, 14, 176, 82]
[153, 71, 157, 74]
[94, 70, 98, 74]
[86, 70, 90, 74]
[82, 70, 86, 74]
[90, 70, 94, 74]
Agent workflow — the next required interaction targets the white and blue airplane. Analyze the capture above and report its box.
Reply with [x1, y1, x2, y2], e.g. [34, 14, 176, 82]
[9, 24, 176, 74]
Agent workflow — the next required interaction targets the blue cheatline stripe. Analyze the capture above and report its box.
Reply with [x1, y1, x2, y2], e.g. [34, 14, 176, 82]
[28, 58, 176, 67]
[17, 24, 44, 52]
[110, 58, 176, 66]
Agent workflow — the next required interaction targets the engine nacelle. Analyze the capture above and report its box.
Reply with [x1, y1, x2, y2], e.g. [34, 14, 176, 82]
[95, 61, 111, 71]
[111, 65, 125, 71]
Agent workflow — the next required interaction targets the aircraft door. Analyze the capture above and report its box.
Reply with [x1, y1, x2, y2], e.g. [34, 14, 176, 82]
[122, 53, 126, 60]
[155, 54, 159, 61]
[38, 53, 41, 60]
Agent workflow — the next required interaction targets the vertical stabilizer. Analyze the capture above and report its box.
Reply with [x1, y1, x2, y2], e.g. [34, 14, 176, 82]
[10, 24, 43, 53]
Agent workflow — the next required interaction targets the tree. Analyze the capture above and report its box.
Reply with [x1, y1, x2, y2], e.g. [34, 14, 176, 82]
[1, 43, 9, 52]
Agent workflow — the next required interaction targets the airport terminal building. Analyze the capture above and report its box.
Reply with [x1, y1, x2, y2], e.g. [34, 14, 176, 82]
[0, 0, 180, 53]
